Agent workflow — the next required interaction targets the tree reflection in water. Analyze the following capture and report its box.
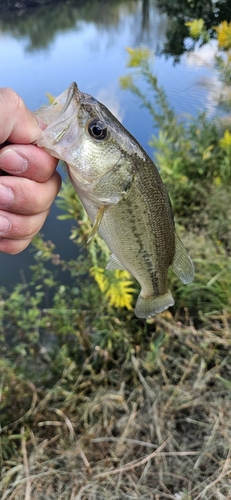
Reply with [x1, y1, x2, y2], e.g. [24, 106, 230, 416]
[0, 0, 230, 59]
[156, 0, 231, 61]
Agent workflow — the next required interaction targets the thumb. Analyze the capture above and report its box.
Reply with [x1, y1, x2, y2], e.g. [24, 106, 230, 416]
[0, 88, 43, 145]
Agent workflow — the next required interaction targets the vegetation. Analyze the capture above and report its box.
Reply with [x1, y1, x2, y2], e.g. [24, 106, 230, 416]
[1, 19, 231, 500]
[156, 0, 231, 60]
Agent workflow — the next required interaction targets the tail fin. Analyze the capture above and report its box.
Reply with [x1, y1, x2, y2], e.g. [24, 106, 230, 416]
[135, 290, 174, 319]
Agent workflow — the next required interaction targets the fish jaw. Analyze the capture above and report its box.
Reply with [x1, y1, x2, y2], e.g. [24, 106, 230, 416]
[34, 83, 83, 161]
[35, 83, 77, 124]
[35, 82, 123, 185]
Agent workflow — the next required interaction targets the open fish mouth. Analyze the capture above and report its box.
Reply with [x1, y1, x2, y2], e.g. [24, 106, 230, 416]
[35, 82, 100, 150]
[36, 82, 97, 120]
[34, 83, 83, 154]
[35, 82, 79, 124]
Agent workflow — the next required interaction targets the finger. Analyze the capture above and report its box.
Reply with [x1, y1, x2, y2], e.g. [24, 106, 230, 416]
[0, 208, 50, 241]
[0, 171, 61, 215]
[0, 238, 35, 255]
[0, 88, 43, 144]
[0, 144, 59, 182]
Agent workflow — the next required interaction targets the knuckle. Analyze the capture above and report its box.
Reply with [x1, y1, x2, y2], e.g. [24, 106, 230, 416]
[33, 191, 49, 214]
[26, 211, 49, 238]
[20, 216, 41, 239]
[0, 88, 23, 113]
[16, 179, 48, 215]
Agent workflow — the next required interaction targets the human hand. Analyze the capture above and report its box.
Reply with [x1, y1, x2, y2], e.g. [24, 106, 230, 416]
[0, 88, 61, 254]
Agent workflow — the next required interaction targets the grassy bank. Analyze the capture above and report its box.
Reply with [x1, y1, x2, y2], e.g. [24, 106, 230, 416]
[1, 313, 231, 499]
[1, 21, 231, 500]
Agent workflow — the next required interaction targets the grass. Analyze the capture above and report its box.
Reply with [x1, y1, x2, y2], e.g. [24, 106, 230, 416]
[1, 312, 231, 499]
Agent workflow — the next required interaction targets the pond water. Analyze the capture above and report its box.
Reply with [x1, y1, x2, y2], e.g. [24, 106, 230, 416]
[0, 0, 223, 290]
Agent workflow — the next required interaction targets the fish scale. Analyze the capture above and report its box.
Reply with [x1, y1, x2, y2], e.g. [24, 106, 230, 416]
[35, 82, 194, 318]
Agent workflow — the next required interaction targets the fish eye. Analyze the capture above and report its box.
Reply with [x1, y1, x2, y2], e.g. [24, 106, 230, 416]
[88, 119, 107, 140]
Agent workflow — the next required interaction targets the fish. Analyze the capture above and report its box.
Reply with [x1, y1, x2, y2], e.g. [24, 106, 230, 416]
[34, 82, 194, 318]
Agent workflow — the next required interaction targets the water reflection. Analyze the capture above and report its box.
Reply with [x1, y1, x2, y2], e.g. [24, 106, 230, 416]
[156, 0, 231, 60]
[0, 0, 230, 58]
[0, 0, 162, 52]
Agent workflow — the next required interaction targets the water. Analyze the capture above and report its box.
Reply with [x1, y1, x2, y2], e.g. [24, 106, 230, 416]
[0, 0, 218, 289]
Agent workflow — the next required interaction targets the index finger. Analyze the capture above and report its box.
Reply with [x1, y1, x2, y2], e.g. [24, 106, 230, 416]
[0, 88, 43, 145]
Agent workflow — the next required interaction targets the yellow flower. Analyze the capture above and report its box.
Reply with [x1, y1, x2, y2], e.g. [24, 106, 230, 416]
[202, 144, 214, 160]
[215, 21, 231, 49]
[45, 92, 56, 105]
[219, 129, 231, 149]
[214, 176, 222, 186]
[126, 47, 153, 68]
[90, 267, 135, 311]
[106, 271, 135, 310]
[185, 19, 204, 39]
[119, 74, 134, 90]
[90, 266, 108, 293]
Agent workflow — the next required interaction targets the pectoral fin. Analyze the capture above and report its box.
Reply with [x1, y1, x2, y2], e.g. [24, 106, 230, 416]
[171, 234, 194, 284]
[87, 205, 107, 243]
[93, 161, 133, 202]
[106, 254, 125, 271]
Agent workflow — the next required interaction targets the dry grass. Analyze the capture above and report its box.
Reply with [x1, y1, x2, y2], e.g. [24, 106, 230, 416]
[1, 313, 231, 499]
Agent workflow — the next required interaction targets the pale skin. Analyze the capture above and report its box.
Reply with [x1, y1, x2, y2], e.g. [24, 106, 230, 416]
[0, 88, 61, 254]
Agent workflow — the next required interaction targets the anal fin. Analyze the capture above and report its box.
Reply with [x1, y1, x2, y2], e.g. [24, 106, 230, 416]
[171, 233, 194, 284]
[106, 253, 125, 271]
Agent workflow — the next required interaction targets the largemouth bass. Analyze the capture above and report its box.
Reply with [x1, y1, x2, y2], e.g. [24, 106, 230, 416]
[35, 82, 194, 318]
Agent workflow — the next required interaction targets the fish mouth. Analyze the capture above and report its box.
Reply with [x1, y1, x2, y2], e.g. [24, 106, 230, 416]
[34, 82, 84, 159]
[53, 81, 78, 118]
[38, 82, 100, 146]
[34, 82, 80, 127]
[59, 81, 85, 115]
[35, 81, 98, 130]
[35, 82, 106, 176]
[58, 82, 96, 115]
[63, 82, 78, 109]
